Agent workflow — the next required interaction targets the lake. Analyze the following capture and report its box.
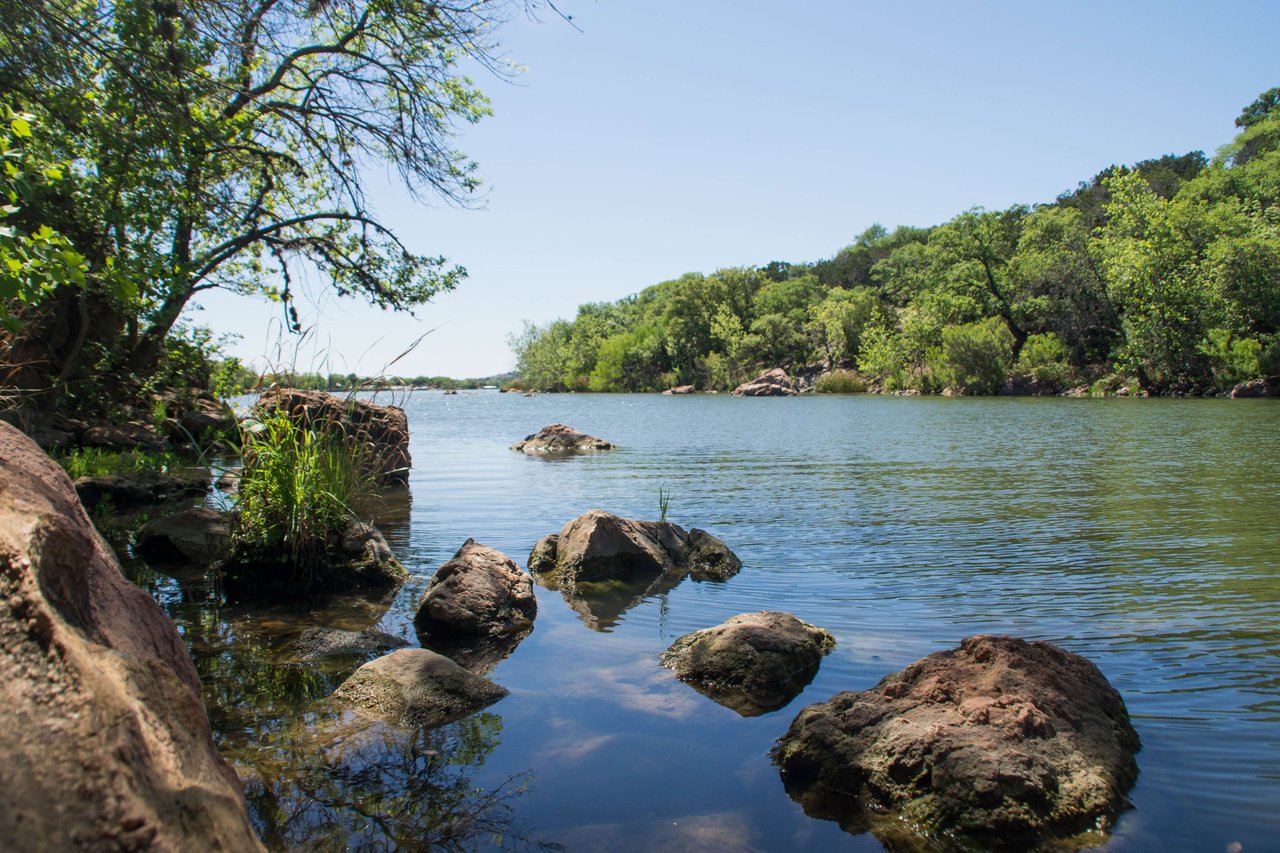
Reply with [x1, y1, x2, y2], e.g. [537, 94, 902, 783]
[132, 392, 1280, 851]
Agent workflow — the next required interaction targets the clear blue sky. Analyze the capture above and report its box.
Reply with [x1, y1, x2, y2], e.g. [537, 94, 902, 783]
[193, 0, 1280, 379]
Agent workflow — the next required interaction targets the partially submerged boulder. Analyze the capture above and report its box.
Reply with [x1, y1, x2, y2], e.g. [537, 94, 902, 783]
[293, 627, 409, 660]
[663, 385, 696, 395]
[661, 611, 835, 716]
[414, 539, 536, 672]
[330, 648, 508, 728]
[772, 635, 1140, 850]
[732, 368, 798, 397]
[255, 388, 411, 486]
[529, 510, 741, 631]
[221, 519, 409, 601]
[0, 422, 262, 850]
[511, 423, 614, 455]
[136, 506, 231, 565]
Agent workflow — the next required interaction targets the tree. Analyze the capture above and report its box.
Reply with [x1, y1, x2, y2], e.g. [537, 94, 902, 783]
[1, 0, 551, 416]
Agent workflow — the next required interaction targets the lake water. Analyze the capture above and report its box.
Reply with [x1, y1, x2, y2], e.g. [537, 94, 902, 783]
[133, 392, 1280, 851]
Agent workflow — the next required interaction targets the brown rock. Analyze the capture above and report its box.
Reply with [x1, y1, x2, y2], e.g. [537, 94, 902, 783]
[1231, 376, 1280, 398]
[82, 421, 165, 450]
[0, 422, 262, 851]
[663, 385, 696, 395]
[136, 507, 231, 565]
[330, 648, 508, 728]
[772, 635, 1140, 850]
[414, 539, 536, 672]
[74, 472, 210, 509]
[511, 423, 614, 454]
[731, 368, 798, 397]
[255, 388, 411, 486]
[661, 611, 835, 716]
[293, 626, 409, 660]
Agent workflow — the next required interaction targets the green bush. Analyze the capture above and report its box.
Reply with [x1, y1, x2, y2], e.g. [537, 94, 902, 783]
[1015, 332, 1074, 387]
[1200, 328, 1262, 389]
[814, 369, 867, 393]
[55, 447, 180, 480]
[232, 410, 376, 569]
[932, 318, 1014, 395]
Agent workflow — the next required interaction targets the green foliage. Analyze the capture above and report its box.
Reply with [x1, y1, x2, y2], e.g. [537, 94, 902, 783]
[933, 318, 1015, 395]
[54, 447, 180, 480]
[1199, 328, 1262, 389]
[814, 368, 867, 393]
[658, 485, 673, 523]
[1014, 333, 1074, 387]
[232, 410, 377, 570]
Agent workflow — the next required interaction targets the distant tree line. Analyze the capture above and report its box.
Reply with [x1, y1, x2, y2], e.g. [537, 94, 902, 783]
[511, 89, 1280, 395]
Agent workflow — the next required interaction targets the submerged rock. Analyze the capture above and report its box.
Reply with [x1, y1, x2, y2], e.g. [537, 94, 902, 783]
[731, 368, 798, 397]
[294, 627, 409, 660]
[136, 506, 231, 565]
[0, 422, 262, 850]
[661, 611, 835, 716]
[511, 423, 614, 455]
[772, 634, 1140, 850]
[414, 539, 536, 672]
[330, 648, 508, 728]
[529, 510, 741, 631]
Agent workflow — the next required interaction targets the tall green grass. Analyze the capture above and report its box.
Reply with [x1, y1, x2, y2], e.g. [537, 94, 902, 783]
[232, 409, 378, 569]
[814, 369, 868, 393]
[54, 446, 180, 479]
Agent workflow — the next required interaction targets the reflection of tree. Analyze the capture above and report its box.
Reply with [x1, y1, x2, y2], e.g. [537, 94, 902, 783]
[240, 711, 536, 851]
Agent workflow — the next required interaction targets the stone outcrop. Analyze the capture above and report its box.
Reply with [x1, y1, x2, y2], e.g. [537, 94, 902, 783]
[82, 421, 166, 451]
[330, 648, 508, 728]
[255, 388, 411, 486]
[221, 519, 409, 601]
[511, 423, 614, 454]
[663, 385, 696, 395]
[414, 539, 536, 672]
[1231, 376, 1280, 397]
[136, 506, 231, 565]
[74, 471, 209, 509]
[772, 635, 1140, 850]
[529, 510, 741, 631]
[661, 611, 835, 716]
[293, 626, 409, 660]
[732, 368, 798, 397]
[0, 422, 262, 851]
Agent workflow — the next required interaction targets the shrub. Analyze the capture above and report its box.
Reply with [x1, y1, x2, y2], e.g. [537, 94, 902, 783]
[55, 447, 180, 480]
[1200, 328, 1262, 389]
[1015, 332, 1074, 387]
[932, 318, 1014, 395]
[814, 369, 867, 393]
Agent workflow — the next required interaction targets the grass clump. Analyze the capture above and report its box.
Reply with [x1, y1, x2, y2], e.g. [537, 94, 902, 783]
[814, 369, 867, 393]
[55, 446, 181, 480]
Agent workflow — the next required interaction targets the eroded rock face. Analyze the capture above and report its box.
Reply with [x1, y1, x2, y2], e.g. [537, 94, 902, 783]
[0, 422, 262, 851]
[330, 648, 508, 728]
[414, 539, 536, 672]
[255, 388, 411, 486]
[511, 423, 614, 455]
[136, 506, 231, 565]
[529, 510, 741, 631]
[732, 368, 798, 397]
[661, 611, 835, 717]
[772, 634, 1140, 850]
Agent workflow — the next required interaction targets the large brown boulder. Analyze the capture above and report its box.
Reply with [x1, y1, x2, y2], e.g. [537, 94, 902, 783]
[1231, 375, 1280, 397]
[732, 368, 798, 397]
[772, 635, 1140, 850]
[0, 422, 262, 851]
[135, 506, 231, 565]
[414, 539, 537, 672]
[330, 647, 508, 728]
[661, 611, 835, 716]
[511, 423, 614, 454]
[255, 388, 411, 486]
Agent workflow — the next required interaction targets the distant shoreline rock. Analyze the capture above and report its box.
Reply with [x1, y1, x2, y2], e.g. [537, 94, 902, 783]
[732, 368, 798, 397]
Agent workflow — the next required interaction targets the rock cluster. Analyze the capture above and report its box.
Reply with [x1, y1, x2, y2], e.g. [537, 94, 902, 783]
[661, 611, 835, 716]
[732, 368, 798, 397]
[0, 422, 262, 851]
[511, 423, 614, 454]
[772, 634, 1141, 850]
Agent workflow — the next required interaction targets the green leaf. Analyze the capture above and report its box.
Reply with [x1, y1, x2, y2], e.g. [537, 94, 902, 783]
[10, 117, 31, 138]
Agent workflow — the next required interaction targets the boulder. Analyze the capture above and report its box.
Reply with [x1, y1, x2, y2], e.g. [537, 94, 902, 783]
[0, 422, 262, 850]
[772, 635, 1140, 850]
[178, 392, 237, 440]
[255, 388, 411, 486]
[221, 519, 409, 602]
[1000, 375, 1060, 396]
[1231, 376, 1280, 398]
[529, 510, 741, 631]
[732, 368, 798, 397]
[293, 627, 409, 660]
[511, 423, 614, 455]
[217, 467, 242, 492]
[414, 539, 536, 672]
[82, 421, 165, 451]
[136, 506, 231, 565]
[74, 472, 209, 509]
[661, 611, 835, 716]
[663, 385, 696, 395]
[330, 648, 508, 728]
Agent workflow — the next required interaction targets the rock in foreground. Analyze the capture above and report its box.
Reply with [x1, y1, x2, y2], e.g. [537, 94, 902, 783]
[732, 368, 798, 397]
[511, 423, 614, 454]
[414, 539, 536, 672]
[0, 422, 262, 851]
[330, 648, 508, 728]
[661, 611, 835, 716]
[772, 635, 1140, 850]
